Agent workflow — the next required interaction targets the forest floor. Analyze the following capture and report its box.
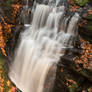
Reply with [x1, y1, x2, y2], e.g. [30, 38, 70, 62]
[0, 53, 16, 92]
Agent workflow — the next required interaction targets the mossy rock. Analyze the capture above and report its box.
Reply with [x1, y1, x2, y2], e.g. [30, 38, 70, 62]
[83, 15, 92, 21]
[79, 25, 92, 43]
[79, 13, 92, 43]
[74, 0, 88, 6]
[89, 0, 92, 5]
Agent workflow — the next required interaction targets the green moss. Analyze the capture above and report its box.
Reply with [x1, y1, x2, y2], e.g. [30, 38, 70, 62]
[0, 53, 3, 69]
[83, 22, 92, 31]
[85, 15, 92, 20]
[0, 52, 14, 92]
[74, 0, 88, 6]
[69, 84, 77, 92]
[86, 26, 92, 31]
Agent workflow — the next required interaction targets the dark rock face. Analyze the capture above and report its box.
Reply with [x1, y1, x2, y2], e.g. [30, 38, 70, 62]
[79, 15, 92, 43]
[53, 37, 92, 92]
[0, 0, 13, 20]
[89, 0, 92, 5]
[79, 26, 92, 43]
[78, 2, 92, 43]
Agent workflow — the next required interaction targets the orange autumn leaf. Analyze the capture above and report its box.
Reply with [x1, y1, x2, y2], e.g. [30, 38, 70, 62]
[0, 2, 21, 56]
[70, 5, 80, 12]
[7, 80, 11, 87]
[74, 38, 92, 70]
[9, 86, 16, 92]
[1, 48, 7, 56]
[0, 87, 3, 92]
[68, 0, 74, 4]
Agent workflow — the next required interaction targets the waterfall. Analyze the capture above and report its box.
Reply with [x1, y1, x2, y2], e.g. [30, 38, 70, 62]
[9, 1, 80, 92]
[20, 0, 32, 25]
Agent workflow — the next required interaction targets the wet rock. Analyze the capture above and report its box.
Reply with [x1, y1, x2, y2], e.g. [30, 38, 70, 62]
[6, 24, 24, 59]
[79, 21, 92, 43]
[0, 0, 13, 18]
[54, 36, 92, 92]
[78, 5, 92, 43]
[55, 50, 92, 91]
[20, 7, 32, 24]
[0, 8, 4, 17]
[88, 0, 92, 6]
[83, 15, 92, 20]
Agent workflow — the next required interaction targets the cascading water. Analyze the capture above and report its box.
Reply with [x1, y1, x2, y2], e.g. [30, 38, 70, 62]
[9, 1, 80, 92]
[20, 0, 32, 25]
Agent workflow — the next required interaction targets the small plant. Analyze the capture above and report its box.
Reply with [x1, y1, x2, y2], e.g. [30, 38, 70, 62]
[74, 0, 88, 6]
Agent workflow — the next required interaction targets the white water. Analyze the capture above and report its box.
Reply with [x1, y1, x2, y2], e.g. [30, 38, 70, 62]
[9, 3, 79, 92]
